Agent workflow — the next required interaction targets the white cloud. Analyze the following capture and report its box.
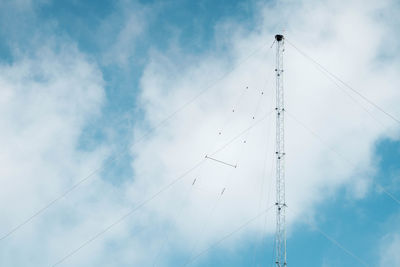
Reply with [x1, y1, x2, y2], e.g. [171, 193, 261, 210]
[380, 229, 400, 266]
[127, 0, 400, 263]
[100, 1, 151, 67]
[1, 0, 400, 266]
[0, 42, 119, 266]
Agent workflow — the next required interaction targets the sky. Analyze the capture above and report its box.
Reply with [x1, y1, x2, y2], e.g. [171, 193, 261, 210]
[0, 0, 399, 266]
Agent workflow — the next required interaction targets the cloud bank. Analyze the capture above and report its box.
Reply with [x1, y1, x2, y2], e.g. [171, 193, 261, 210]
[129, 0, 400, 264]
[0, 0, 399, 266]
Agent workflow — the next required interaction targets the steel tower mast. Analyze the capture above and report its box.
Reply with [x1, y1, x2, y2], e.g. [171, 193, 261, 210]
[274, 33, 286, 267]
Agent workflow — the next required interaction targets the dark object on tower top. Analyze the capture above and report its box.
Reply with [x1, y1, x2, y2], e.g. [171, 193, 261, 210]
[275, 34, 284, 42]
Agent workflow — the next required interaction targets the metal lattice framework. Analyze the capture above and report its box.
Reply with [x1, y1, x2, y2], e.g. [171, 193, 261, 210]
[274, 34, 287, 267]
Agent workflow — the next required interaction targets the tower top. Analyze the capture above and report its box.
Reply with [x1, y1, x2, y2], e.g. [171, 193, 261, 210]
[275, 34, 284, 42]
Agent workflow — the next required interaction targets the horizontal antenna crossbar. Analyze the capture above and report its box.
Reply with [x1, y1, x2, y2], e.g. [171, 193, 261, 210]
[205, 155, 237, 168]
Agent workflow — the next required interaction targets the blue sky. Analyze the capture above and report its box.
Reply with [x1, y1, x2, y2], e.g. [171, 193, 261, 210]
[0, 0, 399, 266]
